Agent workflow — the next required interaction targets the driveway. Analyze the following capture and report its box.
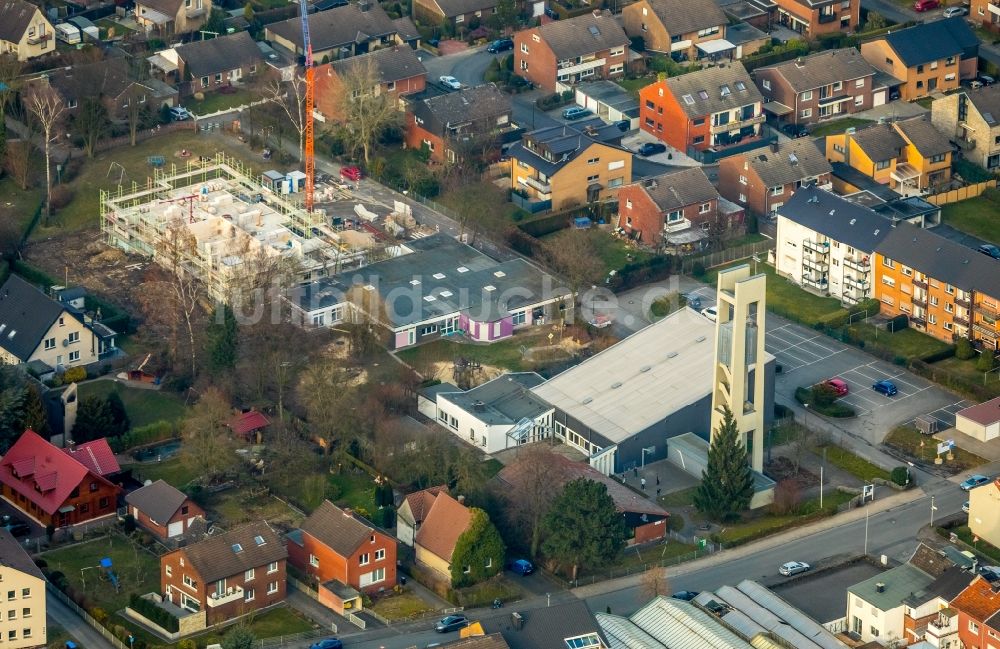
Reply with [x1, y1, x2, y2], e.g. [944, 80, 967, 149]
[420, 45, 497, 88]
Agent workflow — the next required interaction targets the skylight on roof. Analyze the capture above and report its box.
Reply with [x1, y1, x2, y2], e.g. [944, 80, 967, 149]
[494, 271, 506, 278]
[720, 84, 731, 96]
[735, 81, 746, 91]
[682, 94, 695, 105]
[440, 290, 453, 298]
[588, 25, 600, 36]
[254, 535, 266, 546]
[424, 295, 437, 302]
[7, 330, 14, 339]
[698, 90, 709, 100]
[363, 284, 375, 291]
[232, 543, 243, 553]
[457, 266, 469, 273]
[484, 285, 496, 291]
[410, 279, 421, 286]
[433, 272, 446, 280]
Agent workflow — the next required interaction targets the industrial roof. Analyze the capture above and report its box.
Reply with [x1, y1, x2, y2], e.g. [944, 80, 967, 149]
[598, 597, 754, 648]
[848, 563, 934, 611]
[439, 372, 549, 426]
[778, 186, 893, 253]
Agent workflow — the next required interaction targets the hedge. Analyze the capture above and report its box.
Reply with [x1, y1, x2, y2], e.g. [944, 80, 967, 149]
[109, 421, 176, 453]
[609, 255, 677, 292]
[129, 593, 179, 632]
[517, 211, 573, 238]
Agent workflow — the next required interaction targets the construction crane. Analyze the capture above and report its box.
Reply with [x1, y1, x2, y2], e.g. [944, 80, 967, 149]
[298, 0, 315, 213]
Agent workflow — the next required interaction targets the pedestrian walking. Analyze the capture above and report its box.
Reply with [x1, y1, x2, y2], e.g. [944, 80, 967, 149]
[633, 466, 638, 477]
[656, 475, 660, 486]
[640, 477, 646, 490]
[656, 487, 661, 496]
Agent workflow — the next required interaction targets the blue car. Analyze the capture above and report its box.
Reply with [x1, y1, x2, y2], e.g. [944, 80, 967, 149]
[961, 475, 990, 491]
[309, 639, 343, 649]
[509, 559, 535, 575]
[872, 379, 898, 396]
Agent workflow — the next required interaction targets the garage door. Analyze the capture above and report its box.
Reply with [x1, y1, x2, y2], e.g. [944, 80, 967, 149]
[873, 89, 886, 107]
[168, 521, 184, 537]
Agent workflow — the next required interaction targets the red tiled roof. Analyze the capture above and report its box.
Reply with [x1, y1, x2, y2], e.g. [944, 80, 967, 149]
[415, 492, 471, 563]
[0, 430, 115, 516]
[952, 575, 1000, 622]
[957, 396, 1000, 426]
[403, 485, 448, 524]
[63, 439, 120, 476]
[229, 410, 270, 437]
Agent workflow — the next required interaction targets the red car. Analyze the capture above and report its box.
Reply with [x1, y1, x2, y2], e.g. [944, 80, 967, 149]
[824, 378, 849, 397]
[340, 166, 363, 182]
[913, 0, 939, 10]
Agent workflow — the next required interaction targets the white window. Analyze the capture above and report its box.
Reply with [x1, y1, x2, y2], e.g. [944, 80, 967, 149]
[69, 351, 80, 362]
[800, 108, 812, 119]
[762, 79, 771, 90]
[44, 337, 55, 350]
[971, 621, 981, 634]
[882, 276, 896, 288]
[245, 568, 255, 581]
[201, 76, 209, 88]
[801, 90, 813, 101]
[267, 561, 278, 574]
[855, 78, 865, 88]
[359, 553, 370, 566]
[267, 582, 278, 594]
[609, 46, 625, 57]
[832, 81, 843, 91]
[699, 202, 711, 214]
[183, 575, 196, 588]
[739, 175, 747, 185]
[245, 588, 255, 602]
[738, 193, 746, 202]
[312, 313, 325, 327]
[455, 14, 464, 22]
[520, 42, 528, 54]
[166, 565, 173, 577]
[771, 185, 784, 196]
[375, 548, 386, 561]
[855, 96, 864, 106]
[68, 331, 79, 344]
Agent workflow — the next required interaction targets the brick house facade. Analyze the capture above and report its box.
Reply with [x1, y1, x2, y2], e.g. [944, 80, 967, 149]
[717, 138, 832, 217]
[617, 167, 720, 247]
[125, 479, 205, 541]
[404, 84, 511, 163]
[620, 0, 727, 61]
[951, 575, 1000, 649]
[315, 46, 426, 123]
[772, 0, 859, 37]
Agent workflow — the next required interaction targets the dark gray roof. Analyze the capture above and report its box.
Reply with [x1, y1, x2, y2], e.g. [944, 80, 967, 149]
[439, 372, 550, 426]
[894, 116, 952, 157]
[301, 500, 381, 556]
[576, 80, 639, 117]
[176, 32, 263, 78]
[0, 275, 74, 363]
[778, 186, 893, 252]
[178, 521, 286, 584]
[634, 167, 718, 212]
[759, 48, 876, 92]
[392, 16, 420, 41]
[878, 222, 1000, 298]
[849, 123, 906, 163]
[644, 0, 726, 37]
[407, 83, 510, 138]
[48, 59, 135, 104]
[0, 0, 39, 43]
[966, 86, 1000, 126]
[126, 479, 189, 524]
[744, 138, 831, 187]
[882, 17, 978, 68]
[535, 11, 628, 60]
[432, 0, 499, 19]
[0, 529, 43, 580]
[724, 21, 767, 46]
[665, 62, 762, 119]
[483, 599, 608, 649]
[831, 162, 901, 201]
[509, 119, 625, 176]
[330, 46, 426, 84]
[267, 4, 396, 52]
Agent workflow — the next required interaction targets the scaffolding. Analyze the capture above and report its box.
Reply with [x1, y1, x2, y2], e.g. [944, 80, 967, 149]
[99, 152, 354, 303]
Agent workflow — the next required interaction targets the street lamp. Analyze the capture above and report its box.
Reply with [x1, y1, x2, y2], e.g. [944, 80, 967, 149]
[931, 495, 938, 527]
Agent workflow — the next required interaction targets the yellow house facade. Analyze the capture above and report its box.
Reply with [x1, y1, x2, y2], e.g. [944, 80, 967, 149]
[0, 530, 46, 649]
[0, 0, 54, 61]
[969, 480, 1000, 550]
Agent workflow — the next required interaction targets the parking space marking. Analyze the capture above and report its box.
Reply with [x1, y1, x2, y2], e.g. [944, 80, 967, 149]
[921, 399, 974, 429]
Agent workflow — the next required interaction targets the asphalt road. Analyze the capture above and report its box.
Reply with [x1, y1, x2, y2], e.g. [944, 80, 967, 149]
[48, 590, 117, 649]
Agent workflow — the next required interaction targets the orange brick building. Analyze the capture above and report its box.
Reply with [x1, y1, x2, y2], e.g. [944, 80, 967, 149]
[314, 46, 426, 123]
[772, 0, 859, 36]
[952, 574, 1000, 649]
[404, 84, 512, 163]
[717, 138, 832, 217]
[616, 167, 720, 248]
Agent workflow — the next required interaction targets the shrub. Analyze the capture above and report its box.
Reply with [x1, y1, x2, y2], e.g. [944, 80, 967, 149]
[887, 314, 908, 332]
[770, 479, 802, 515]
[89, 607, 109, 624]
[178, 640, 197, 649]
[956, 337, 976, 360]
[49, 570, 68, 591]
[890, 466, 910, 487]
[62, 366, 87, 383]
[122, 514, 137, 534]
[977, 350, 995, 373]
[692, 261, 706, 277]
[129, 593, 179, 632]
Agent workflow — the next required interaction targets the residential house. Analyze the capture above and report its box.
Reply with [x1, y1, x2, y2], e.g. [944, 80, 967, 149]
[0, 0, 52, 61]
[430, 372, 553, 453]
[396, 485, 447, 547]
[847, 561, 937, 644]
[509, 119, 630, 211]
[968, 478, 1000, 549]
[861, 18, 978, 101]
[718, 138, 832, 217]
[0, 529, 46, 649]
[616, 167, 724, 249]
[513, 11, 629, 93]
[228, 410, 270, 444]
[971, 0, 1000, 32]
[772, 0, 860, 36]
[63, 439, 120, 478]
[161, 522, 287, 625]
[931, 85, 1000, 171]
[286, 500, 396, 614]
[639, 62, 765, 158]
[44, 59, 178, 120]
[951, 574, 1000, 649]
[956, 396, 1000, 442]
[160, 32, 264, 95]
[413, 492, 488, 585]
[774, 186, 890, 304]
[0, 430, 121, 528]
[874, 222, 1000, 346]
[899, 544, 973, 646]
[125, 480, 205, 541]
[825, 117, 952, 195]
[405, 84, 512, 163]
[621, 0, 727, 61]
[0, 275, 116, 371]
[134, 0, 211, 36]
[265, 4, 410, 62]
[315, 46, 427, 123]
[412, 0, 499, 31]
[755, 48, 877, 125]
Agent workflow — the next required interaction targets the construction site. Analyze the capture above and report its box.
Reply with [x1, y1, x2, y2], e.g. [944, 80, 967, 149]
[99, 153, 411, 303]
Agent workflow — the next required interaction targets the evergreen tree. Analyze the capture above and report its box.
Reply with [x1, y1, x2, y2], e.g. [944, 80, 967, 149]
[206, 305, 238, 375]
[106, 390, 130, 437]
[72, 396, 114, 443]
[0, 367, 27, 452]
[542, 478, 626, 580]
[220, 625, 255, 649]
[21, 384, 49, 437]
[693, 406, 754, 521]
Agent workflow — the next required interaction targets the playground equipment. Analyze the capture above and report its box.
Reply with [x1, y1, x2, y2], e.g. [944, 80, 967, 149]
[82, 557, 120, 593]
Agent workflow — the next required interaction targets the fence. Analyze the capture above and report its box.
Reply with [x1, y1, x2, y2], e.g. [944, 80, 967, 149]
[48, 584, 130, 649]
[93, 121, 198, 154]
[347, 612, 366, 630]
[257, 629, 328, 648]
[825, 617, 848, 634]
[925, 180, 997, 205]
[680, 240, 775, 274]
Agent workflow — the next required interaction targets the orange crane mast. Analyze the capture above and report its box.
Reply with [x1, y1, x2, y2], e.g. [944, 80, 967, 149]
[298, 0, 315, 213]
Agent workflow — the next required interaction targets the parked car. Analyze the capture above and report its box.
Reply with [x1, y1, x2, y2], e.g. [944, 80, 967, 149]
[913, 0, 939, 11]
[309, 640, 343, 649]
[781, 123, 809, 138]
[671, 591, 699, 601]
[508, 559, 535, 575]
[960, 474, 990, 491]
[436, 614, 469, 633]
[980, 75, 996, 86]
[700, 306, 718, 322]
[589, 314, 613, 329]
[614, 119, 631, 132]
[683, 293, 703, 310]
[439, 75, 462, 90]
[963, 501, 971, 513]
[5, 522, 30, 537]
[980, 244, 1000, 259]
[340, 166, 362, 182]
[824, 378, 849, 396]
[169, 106, 192, 121]
[544, 6, 559, 19]
[889, 90, 901, 101]
[562, 106, 591, 120]
[487, 38, 513, 53]
[872, 379, 898, 396]
[779, 561, 810, 576]
[637, 142, 667, 156]
[943, 5, 967, 16]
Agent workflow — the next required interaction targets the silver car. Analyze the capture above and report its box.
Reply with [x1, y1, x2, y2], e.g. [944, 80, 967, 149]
[779, 561, 810, 576]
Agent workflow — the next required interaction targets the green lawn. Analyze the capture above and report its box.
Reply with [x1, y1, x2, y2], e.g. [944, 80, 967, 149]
[183, 89, 257, 116]
[195, 606, 314, 646]
[77, 380, 188, 427]
[658, 486, 697, 509]
[0, 177, 45, 237]
[809, 118, 874, 138]
[934, 356, 1000, 396]
[133, 457, 200, 488]
[576, 540, 698, 579]
[951, 526, 1000, 562]
[327, 471, 378, 514]
[369, 590, 435, 620]
[941, 197, 1000, 245]
[588, 230, 653, 276]
[617, 77, 650, 98]
[885, 425, 987, 471]
[396, 329, 551, 373]
[816, 444, 891, 482]
[716, 491, 856, 545]
[845, 322, 952, 361]
[42, 536, 161, 614]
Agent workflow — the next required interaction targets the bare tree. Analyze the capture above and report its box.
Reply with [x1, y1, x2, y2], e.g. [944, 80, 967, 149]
[125, 89, 145, 146]
[23, 84, 66, 226]
[263, 74, 306, 162]
[335, 55, 403, 165]
[639, 565, 670, 600]
[295, 358, 358, 454]
[182, 386, 238, 481]
[0, 54, 23, 127]
[500, 445, 568, 557]
[3, 140, 31, 190]
[74, 97, 111, 158]
[542, 229, 605, 301]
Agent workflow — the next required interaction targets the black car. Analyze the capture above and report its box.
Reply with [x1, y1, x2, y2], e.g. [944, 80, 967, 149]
[638, 142, 667, 156]
[781, 123, 809, 138]
[979, 243, 1000, 259]
[544, 6, 558, 18]
[3, 519, 30, 537]
[487, 38, 513, 53]
[436, 614, 469, 633]
[614, 119, 631, 132]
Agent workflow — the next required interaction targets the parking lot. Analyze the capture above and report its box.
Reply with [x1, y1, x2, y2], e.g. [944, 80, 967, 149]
[771, 561, 884, 623]
[923, 399, 976, 431]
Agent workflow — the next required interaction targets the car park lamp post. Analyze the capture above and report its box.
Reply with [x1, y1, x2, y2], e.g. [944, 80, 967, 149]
[931, 495, 937, 527]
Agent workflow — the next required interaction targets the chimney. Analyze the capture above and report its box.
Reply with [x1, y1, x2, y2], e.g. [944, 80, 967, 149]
[795, 57, 804, 67]
[457, 495, 465, 504]
[876, 582, 885, 593]
[473, 400, 486, 412]
[770, 141, 779, 154]
[343, 507, 353, 517]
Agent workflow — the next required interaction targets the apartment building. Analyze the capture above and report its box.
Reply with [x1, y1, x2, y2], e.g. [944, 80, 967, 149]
[772, 0, 859, 36]
[513, 11, 629, 93]
[755, 48, 877, 125]
[717, 138, 832, 217]
[621, 0, 727, 61]
[0, 529, 46, 649]
[931, 85, 1000, 171]
[861, 17, 978, 101]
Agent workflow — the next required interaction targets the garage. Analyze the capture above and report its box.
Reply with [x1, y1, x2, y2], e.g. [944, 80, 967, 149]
[168, 520, 184, 537]
[955, 396, 1000, 442]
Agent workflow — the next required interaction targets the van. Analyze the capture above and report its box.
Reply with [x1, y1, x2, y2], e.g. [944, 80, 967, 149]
[55, 23, 81, 45]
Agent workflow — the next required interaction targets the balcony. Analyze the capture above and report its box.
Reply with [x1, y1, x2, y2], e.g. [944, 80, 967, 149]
[802, 258, 829, 273]
[843, 257, 871, 274]
[207, 585, 244, 607]
[802, 276, 828, 290]
[663, 218, 691, 233]
[185, 5, 207, 17]
[913, 295, 927, 307]
[710, 113, 765, 135]
[803, 239, 830, 255]
[844, 276, 870, 292]
[818, 12, 837, 22]
[954, 314, 970, 327]
[974, 323, 999, 339]
[556, 58, 605, 76]
[911, 316, 927, 327]
[522, 175, 551, 195]
[913, 278, 927, 290]
[956, 295, 971, 308]
[26, 32, 52, 45]
[976, 304, 1000, 320]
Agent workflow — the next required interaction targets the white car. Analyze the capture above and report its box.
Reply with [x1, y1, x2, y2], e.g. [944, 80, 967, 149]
[700, 306, 718, 322]
[943, 6, 967, 16]
[169, 106, 192, 121]
[779, 561, 810, 577]
[439, 76, 462, 90]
